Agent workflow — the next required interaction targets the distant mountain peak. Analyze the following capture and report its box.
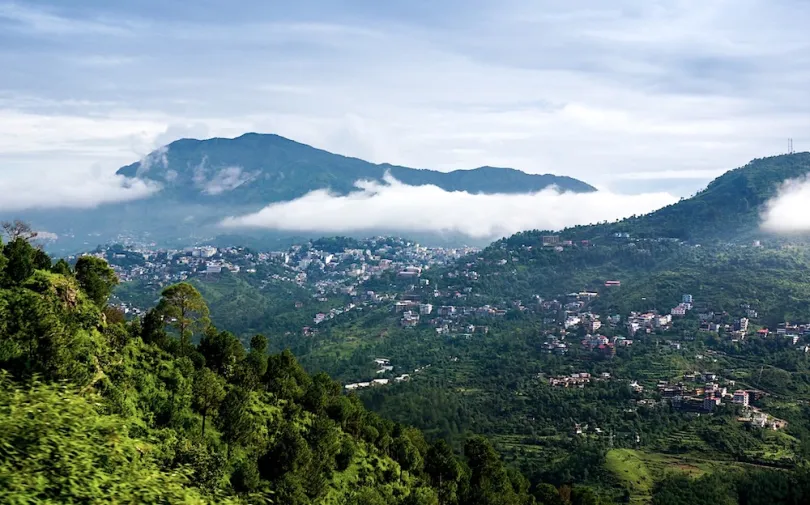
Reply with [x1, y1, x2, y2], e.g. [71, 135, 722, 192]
[117, 133, 597, 201]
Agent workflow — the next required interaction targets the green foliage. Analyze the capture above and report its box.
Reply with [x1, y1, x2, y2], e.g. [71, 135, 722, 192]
[464, 436, 533, 505]
[265, 348, 312, 402]
[0, 240, 553, 505]
[158, 282, 211, 349]
[192, 367, 226, 436]
[0, 377, 226, 504]
[2, 238, 35, 285]
[75, 255, 119, 307]
[217, 386, 258, 455]
[51, 258, 72, 276]
[199, 329, 245, 377]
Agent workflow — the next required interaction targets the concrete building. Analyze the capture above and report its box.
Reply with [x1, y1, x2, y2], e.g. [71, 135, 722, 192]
[733, 390, 750, 407]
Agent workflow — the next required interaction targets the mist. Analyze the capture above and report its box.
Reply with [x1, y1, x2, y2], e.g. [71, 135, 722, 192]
[221, 175, 677, 239]
[761, 175, 810, 233]
[0, 169, 160, 212]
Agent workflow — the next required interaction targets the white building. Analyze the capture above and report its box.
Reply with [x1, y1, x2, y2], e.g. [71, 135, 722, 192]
[733, 390, 750, 407]
[192, 246, 218, 258]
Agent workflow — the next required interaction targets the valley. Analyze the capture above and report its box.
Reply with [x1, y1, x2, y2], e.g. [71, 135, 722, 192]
[56, 152, 804, 504]
[5, 152, 810, 504]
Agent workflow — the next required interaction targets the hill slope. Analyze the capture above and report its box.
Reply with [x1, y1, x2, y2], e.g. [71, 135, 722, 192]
[0, 238, 538, 504]
[561, 153, 810, 243]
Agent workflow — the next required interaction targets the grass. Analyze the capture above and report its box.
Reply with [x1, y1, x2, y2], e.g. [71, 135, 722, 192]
[321, 442, 406, 505]
[605, 449, 729, 504]
[605, 449, 655, 504]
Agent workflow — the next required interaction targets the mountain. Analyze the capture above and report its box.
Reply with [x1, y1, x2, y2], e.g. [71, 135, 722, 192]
[10, 133, 595, 254]
[116, 133, 596, 203]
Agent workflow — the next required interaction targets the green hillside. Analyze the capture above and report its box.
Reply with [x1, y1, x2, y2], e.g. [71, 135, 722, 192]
[0, 236, 540, 504]
[557, 153, 810, 243]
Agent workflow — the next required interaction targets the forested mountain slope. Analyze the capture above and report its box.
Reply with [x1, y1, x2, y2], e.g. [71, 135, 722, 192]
[557, 152, 810, 243]
[0, 233, 538, 505]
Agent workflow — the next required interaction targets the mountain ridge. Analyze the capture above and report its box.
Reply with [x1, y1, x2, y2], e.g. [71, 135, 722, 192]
[116, 132, 597, 202]
[502, 152, 810, 245]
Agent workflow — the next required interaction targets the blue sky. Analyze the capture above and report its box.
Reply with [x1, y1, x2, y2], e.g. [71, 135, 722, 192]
[2, 0, 810, 210]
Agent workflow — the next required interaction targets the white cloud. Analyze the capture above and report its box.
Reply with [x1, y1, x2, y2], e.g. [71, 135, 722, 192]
[201, 166, 256, 195]
[0, 2, 134, 36]
[221, 175, 677, 239]
[760, 175, 810, 233]
[0, 167, 160, 212]
[136, 146, 168, 176]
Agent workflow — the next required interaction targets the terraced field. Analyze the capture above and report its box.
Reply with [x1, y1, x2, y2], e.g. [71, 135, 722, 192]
[605, 449, 720, 504]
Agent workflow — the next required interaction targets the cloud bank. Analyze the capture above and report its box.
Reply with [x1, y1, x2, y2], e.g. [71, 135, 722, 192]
[221, 175, 677, 239]
[760, 176, 810, 233]
[0, 168, 160, 212]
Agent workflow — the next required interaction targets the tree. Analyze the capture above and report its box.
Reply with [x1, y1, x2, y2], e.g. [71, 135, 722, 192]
[534, 484, 565, 505]
[198, 329, 244, 377]
[231, 458, 260, 494]
[192, 367, 226, 436]
[258, 421, 312, 481]
[238, 335, 269, 390]
[1, 220, 37, 242]
[51, 259, 72, 276]
[0, 380, 226, 504]
[426, 440, 462, 504]
[217, 386, 254, 458]
[463, 436, 522, 505]
[401, 488, 440, 505]
[0, 239, 6, 275]
[74, 256, 118, 308]
[157, 282, 210, 350]
[303, 371, 341, 414]
[394, 435, 423, 483]
[250, 334, 268, 354]
[571, 486, 602, 505]
[32, 249, 51, 271]
[264, 349, 311, 401]
[3, 238, 35, 285]
[140, 308, 170, 347]
[335, 438, 356, 471]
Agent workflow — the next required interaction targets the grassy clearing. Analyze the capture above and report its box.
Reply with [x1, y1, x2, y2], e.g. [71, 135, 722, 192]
[605, 449, 655, 504]
[605, 449, 733, 504]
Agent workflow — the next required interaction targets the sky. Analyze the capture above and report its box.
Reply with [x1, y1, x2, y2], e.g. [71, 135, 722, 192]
[2, 0, 810, 220]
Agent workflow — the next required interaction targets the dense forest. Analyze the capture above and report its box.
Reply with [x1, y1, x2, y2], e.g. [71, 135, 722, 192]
[0, 228, 540, 504]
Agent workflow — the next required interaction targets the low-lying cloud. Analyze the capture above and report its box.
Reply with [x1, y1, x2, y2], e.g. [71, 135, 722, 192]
[221, 175, 677, 239]
[0, 168, 160, 212]
[200, 166, 257, 195]
[761, 175, 810, 233]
